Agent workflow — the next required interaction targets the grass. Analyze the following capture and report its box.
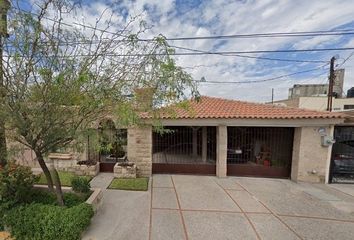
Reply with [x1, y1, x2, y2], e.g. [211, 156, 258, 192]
[108, 178, 149, 191]
[35, 171, 92, 187]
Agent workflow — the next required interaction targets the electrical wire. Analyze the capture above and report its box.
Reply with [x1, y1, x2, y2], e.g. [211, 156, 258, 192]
[195, 64, 329, 84]
[13, 6, 354, 41]
[171, 45, 328, 63]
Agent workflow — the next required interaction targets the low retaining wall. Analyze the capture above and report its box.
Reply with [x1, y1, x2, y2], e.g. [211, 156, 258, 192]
[75, 163, 99, 176]
[114, 163, 137, 178]
[45, 153, 99, 177]
[33, 185, 103, 212]
[86, 188, 103, 212]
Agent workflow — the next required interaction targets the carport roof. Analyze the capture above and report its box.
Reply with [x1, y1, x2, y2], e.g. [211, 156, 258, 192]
[141, 96, 343, 120]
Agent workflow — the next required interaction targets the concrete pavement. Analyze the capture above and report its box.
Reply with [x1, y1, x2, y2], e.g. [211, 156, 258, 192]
[83, 174, 354, 240]
[82, 173, 150, 240]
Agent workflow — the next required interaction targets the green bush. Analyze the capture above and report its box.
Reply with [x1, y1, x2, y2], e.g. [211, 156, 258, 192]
[4, 203, 94, 240]
[28, 188, 57, 205]
[71, 176, 91, 193]
[0, 162, 38, 204]
[63, 192, 90, 207]
[0, 201, 12, 230]
[29, 189, 89, 207]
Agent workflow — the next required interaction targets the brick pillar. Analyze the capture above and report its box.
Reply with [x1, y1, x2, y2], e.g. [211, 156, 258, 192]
[127, 126, 152, 177]
[216, 125, 227, 177]
[202, 127, 207, 162]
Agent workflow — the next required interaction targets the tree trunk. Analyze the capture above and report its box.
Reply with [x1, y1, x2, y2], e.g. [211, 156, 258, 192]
[0, 120, 6, 167]
[0, 35, 7, 167]
[36, 152, 54, 192]
[51, 168, 64, 206]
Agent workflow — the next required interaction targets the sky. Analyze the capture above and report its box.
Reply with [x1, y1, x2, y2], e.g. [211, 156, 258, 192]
[19, 0, 354, 103]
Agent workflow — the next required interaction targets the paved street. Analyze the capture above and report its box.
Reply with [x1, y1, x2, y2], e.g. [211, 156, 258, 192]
[83, 174, 354, 240]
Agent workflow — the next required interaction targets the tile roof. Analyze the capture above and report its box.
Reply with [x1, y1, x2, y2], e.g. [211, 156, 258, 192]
[141, 96, 343, 120]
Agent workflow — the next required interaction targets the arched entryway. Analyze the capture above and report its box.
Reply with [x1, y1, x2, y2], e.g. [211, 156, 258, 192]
[88, 119, 127, 172]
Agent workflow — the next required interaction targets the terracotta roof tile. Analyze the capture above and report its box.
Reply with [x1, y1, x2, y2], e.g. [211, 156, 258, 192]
[141, 96, 344, 120]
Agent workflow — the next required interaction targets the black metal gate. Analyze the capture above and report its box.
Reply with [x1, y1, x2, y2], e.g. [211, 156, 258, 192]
[227, 127, 294, 178]
[152, 126, 216, 175]
[330, 126, 354, 183]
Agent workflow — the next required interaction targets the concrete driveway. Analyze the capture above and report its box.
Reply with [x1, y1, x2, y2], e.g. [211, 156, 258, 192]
[83, 174, 354, 240]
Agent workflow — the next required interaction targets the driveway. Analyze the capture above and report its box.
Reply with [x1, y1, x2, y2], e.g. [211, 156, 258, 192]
[83, 174, 354, 240]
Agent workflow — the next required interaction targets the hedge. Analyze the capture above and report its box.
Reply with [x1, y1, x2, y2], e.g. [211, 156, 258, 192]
[4, 203, 94, 240]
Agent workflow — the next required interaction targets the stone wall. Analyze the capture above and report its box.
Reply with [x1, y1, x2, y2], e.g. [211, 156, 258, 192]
[9, 143, 39, 168]
[127, 126, 152, 177]
[291, 126, 334, 183]
[45, 153, 99, 176]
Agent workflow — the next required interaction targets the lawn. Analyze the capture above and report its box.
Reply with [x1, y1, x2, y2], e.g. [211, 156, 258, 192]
[108, 178, 149, 191]
[35, 171, 92, 187]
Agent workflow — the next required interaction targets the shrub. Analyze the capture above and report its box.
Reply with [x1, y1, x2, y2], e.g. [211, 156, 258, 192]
[28, 188, 57, 205]
[4, 203, 94, 240]
[29, 189, 88, 207]
[71, 176, 91, 193]
[0, 162, 38, 204]
[0, 201, 12, 230]
[63, 192, 89, 207]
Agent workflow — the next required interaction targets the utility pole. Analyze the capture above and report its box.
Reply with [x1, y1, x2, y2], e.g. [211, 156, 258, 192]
[326, 56, 336, 112]
[271, 88, 274, 104]
[0, 0, 10, 166]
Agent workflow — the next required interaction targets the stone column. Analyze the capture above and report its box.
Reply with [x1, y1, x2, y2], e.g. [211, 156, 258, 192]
[127, 126, 152, 177]
[202, 127, 207, 162]
[216, 125, 227, 177]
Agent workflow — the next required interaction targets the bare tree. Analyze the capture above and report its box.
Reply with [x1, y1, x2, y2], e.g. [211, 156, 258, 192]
[1, 0, 198, 205]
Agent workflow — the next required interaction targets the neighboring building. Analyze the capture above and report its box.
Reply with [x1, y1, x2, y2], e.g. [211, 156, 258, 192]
[288, 69, 345, 99]
[273, 96, 354, 112]
[288, 84, 328, 99]
[14, 96, 346, 183]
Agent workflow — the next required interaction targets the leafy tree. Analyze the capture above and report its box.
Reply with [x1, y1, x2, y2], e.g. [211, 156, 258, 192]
[1, 0, 198, 205]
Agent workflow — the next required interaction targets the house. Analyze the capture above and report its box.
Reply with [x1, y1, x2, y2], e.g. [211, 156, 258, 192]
[127, 96, 343, 183]
[14, 96, 345, 183]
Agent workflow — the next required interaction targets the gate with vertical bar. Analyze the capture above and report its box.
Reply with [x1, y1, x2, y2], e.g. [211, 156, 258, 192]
[152, 126, 216, 175]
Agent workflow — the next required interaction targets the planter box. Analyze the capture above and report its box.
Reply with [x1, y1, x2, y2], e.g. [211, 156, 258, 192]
[75, 162, 99, 176]
[114, 162, 137, 178]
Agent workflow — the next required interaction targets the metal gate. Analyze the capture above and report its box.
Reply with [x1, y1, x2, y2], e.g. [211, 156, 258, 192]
[152, 126, 216, 175]
[330, 126, 354, 183]
[227, 127, 294, 178]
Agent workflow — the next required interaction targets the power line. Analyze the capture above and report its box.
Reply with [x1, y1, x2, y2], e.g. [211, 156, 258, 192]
[4, 47, 354, 58]
[2, 40, 330, 63]
[156, 31, 354, 41]
[196, 64, 328, 84]
[12, 7, 354, 42]
[171, 45, 328, 63]
[338, 51, 354, 67]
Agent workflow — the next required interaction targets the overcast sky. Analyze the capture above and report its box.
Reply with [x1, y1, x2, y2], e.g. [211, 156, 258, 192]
[23, 0, 354, 103]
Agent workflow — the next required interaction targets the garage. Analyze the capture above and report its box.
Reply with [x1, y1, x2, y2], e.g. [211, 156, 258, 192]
[227, 127, 294, 178]
[152, 126, 217, 175]
[130, 96, 343, 182]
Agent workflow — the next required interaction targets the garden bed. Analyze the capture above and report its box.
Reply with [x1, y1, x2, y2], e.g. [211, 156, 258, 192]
[35, 171, 92, 187]
[1, 162, 99, 240]
[108, 178, 149, 191]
